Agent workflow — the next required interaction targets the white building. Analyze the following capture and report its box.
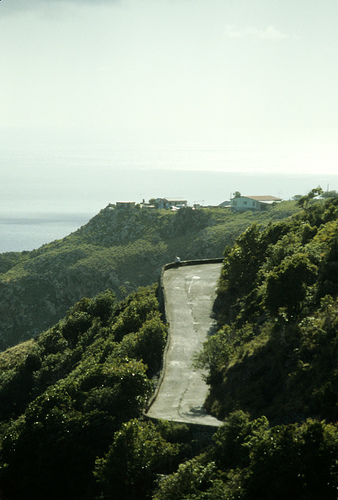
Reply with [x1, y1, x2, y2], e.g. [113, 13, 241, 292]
[230, 195, 282, 212]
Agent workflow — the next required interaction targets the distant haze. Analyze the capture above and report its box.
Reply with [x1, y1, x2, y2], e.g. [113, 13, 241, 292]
[1, 0, 337, 215]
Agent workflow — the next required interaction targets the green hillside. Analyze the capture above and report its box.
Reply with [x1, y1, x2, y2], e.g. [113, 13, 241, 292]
[0, 202, 298, 351]
[197, 196, 338, 424]
[0, 197, 336, 500]
[0, 286, 174, 499]
[155, 196, 338, 500]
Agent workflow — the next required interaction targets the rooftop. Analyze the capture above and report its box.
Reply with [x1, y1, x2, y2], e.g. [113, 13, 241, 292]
[244, 195, 282, 202]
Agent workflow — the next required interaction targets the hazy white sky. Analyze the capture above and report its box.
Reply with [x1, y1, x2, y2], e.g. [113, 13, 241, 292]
[2, 0, 338, 136]
[0, 0, 337, 197]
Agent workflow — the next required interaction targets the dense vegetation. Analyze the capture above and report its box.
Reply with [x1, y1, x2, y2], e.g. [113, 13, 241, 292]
[180, 195, 338, 498]
[0, 286, 183, 499]
[0, 196, 337, 499]
[0, 201, 299, 351]
[198, 196, 338, 423]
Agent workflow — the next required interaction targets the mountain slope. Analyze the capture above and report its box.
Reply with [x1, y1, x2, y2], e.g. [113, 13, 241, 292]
[196, 197, 338, 423]
[0, 202, 298, 350]
[0, 286, 171, 499]
[0, 200, 337, 500]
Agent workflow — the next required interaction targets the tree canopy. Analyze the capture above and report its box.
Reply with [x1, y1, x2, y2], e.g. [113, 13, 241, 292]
[0, 196, 336, 499]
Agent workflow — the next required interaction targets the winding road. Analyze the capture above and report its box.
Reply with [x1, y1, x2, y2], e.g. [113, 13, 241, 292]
[146, 262, 223, 427]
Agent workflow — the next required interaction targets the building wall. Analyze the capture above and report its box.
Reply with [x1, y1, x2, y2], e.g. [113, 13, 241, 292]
[231, 197, 260, 211]
[116, 202, 136, 209]
[155, 198, 187, 209]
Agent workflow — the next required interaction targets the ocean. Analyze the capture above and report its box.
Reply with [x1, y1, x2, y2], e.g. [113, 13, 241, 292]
[0, 213, 93, 253]
[1, 128, 337, 253]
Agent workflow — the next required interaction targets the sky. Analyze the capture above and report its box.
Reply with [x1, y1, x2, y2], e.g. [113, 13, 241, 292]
[1, 0, 338, 215]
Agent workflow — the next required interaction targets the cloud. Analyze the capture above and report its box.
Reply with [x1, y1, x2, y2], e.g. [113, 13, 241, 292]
[248, 25, 288, 39]
[225, 24, 293, 40]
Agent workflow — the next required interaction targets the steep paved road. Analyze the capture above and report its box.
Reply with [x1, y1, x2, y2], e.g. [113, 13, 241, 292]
[147, 263, 223, 427]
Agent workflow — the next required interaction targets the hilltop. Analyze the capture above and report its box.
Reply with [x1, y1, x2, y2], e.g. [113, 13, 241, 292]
[0, 201, 298, 351]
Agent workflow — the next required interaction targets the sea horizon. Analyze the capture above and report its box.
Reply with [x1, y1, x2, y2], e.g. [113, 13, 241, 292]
[1, 169, 337, 254]
[1, 129, 337, 253]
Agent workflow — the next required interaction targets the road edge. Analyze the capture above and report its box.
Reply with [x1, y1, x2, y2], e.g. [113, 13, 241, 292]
[146, 258, 224, 414]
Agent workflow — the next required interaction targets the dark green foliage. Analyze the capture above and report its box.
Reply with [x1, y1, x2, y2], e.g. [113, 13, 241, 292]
[322, 189, 338, 198]
[114, 316, 167, 375]
[155, 420, 193, 445]
[1, 198, 337, 500]
[264, 253, 318, 315]
[154, 414, 338, 500]
[0, 252, 22, 274]
[220, 224, 265, 295]
[241, 418, 338, 500]
[154, 198, 338, 500]
[298, 196, 338, 227]
[171, 206, 209, 235]
[215, 219, 299, 325]
[0, 202, 300, 351]
[193, 326, 235, 385]
[61, 311, 93, 346]
[0, 349, 41, 420]
[95, 419, 181, 500]
[0, 286, 167, 500]
[1, 388, 116, 500]
[297, 186, 323, 208]
[78, 359, 152, 422]
[212, 410, 254, 469]
[71, 289, 117, 323]
[110, 287, 161, 342]
[201, 199, 338, 423]
[153, 457, 227, 500]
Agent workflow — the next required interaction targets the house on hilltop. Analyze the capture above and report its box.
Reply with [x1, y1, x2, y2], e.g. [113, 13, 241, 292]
[155, 197, 188, 209]
[116, 201, 136, 209]
[230, 195, 282, 212]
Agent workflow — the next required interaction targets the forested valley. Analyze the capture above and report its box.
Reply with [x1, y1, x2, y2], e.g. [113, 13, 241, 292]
[0, 195, 337, 499]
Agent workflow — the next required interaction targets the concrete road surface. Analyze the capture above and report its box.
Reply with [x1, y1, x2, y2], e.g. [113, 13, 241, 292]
[147, 263, 223, 427]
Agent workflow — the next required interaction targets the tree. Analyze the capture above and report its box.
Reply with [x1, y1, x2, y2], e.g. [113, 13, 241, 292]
[297, 186, 323, 209]
[220, 223, 265, 294]
[0, 386, 115, 500]
[193, 326, 232, 382]
[243, 419, 338, 500]
[95, 419, 180, 500]
[153, 458, 225, 500]
[264, 253, 318, 316]
[212, 411, 253, 469]
[321, 190, 338, 199]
